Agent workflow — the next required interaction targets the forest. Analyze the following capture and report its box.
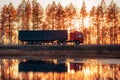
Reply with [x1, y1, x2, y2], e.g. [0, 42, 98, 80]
[0, 0, 120, 44]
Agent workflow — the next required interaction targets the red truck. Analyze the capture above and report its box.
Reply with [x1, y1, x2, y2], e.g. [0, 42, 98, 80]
[19, 30, 83, 45]
[69, 31, 84, 45]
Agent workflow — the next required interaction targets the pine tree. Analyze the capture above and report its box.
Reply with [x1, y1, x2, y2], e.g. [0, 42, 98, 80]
[118, 9, 120, 44]
[56, 3, 64, 30]
[107, 0, 119, 44]
[95, 5, 104, 44]
[25, 0, 32, 30]
[17, 0, 26, 30]
[45, 4, 51, 30]
[89, 6, 96, 44]
[80, 1, 87, 43]
[99, 0, 107, 44]
[0, 5, 8, 44]
[1, 3, 16, 44]
[64, 3, 76, 30]
[46, 1, 57, 30]
[0, 11, 1, 43]
[80, 1, 87, 29]
[32, 2, 43, 30]
[7, 3, 16, 44]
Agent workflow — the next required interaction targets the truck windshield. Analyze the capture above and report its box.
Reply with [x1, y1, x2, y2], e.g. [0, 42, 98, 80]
[77, 34, 83, 38]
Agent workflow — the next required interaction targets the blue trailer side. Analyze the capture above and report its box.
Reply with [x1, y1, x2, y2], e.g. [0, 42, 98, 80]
[19, 30, 68, 44]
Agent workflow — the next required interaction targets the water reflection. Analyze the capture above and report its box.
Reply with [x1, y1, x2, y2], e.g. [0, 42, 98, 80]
[0, 59, 120, 80]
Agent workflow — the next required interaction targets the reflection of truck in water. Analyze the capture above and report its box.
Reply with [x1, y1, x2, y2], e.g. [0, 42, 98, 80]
[18, 30, 83, 45]
[67, 61, 84, 72]
[68, 59, 120, 73]
[19, 60, 67, 72]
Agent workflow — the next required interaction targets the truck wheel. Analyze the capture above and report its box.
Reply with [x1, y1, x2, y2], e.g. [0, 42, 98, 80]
[34, 41, 37, 45]
[57, 41, 61, 45]
[62, 41, 66, 45]
[28, 41, 32, 45]
[38, 41, 42, 45]
[75, 41, 80, 45]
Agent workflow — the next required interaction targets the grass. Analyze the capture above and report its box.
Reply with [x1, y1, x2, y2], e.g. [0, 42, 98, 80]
[0, 44, 119, 59]
[0, 44, 120, 50]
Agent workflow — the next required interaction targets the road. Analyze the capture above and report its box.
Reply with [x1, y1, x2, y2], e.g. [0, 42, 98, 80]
[0, 44, 120, 59]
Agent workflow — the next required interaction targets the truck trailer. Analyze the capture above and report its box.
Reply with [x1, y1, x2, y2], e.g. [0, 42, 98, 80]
[18, 30, 83, 45]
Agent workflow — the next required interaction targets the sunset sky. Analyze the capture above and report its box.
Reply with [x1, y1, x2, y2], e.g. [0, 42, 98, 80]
[0, 0, 120, 11]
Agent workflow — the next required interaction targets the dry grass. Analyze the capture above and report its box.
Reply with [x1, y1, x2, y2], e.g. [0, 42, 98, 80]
[0, 44, 120, 59]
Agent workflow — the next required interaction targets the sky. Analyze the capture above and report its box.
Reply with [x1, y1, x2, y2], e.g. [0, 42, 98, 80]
[0, 0, 120, 11]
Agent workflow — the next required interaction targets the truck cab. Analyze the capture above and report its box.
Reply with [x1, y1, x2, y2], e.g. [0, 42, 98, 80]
[70, 31, 84, 45]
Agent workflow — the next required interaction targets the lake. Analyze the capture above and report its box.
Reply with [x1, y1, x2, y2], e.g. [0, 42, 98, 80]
[0, 58, 120, 80]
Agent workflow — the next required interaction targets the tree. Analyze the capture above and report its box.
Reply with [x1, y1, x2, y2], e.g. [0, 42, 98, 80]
[107, 0, 119, 44]
[46, 1, 57, 30]
[7, 3, 16, 44]
[17, 0, 26, 30]
[45, 4, 51, 30]
[1, 3, 16, 44]
[0, 11, 1, 43]
[89, 6, 96, 44]
[56, 3, 64, 30]
[0, 5, 8, 44]
[24, 0, 32, 30]
[95, 5, 104, 44]
[80, 1, 87, 29]
[99, 0, 107, 44]
[118, 9, 120, 44]
[64, 3, 76, 30]
[32, 2, 43, 30]
[80, 1, 87, 43]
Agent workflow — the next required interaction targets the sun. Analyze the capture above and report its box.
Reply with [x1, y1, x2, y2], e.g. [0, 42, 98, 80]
[84, 17, 90, 28]
[71, 17, 81, 31]
[71, 16, 90, 30]
[66, 16, 90, 31]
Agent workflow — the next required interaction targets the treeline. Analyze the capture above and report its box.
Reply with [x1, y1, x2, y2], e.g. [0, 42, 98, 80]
[0, 0, 120, 44]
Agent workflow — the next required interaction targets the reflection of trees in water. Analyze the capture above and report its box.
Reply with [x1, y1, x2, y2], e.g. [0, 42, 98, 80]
[0, 59, 20, 80]
[0, 59, 120, 80]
